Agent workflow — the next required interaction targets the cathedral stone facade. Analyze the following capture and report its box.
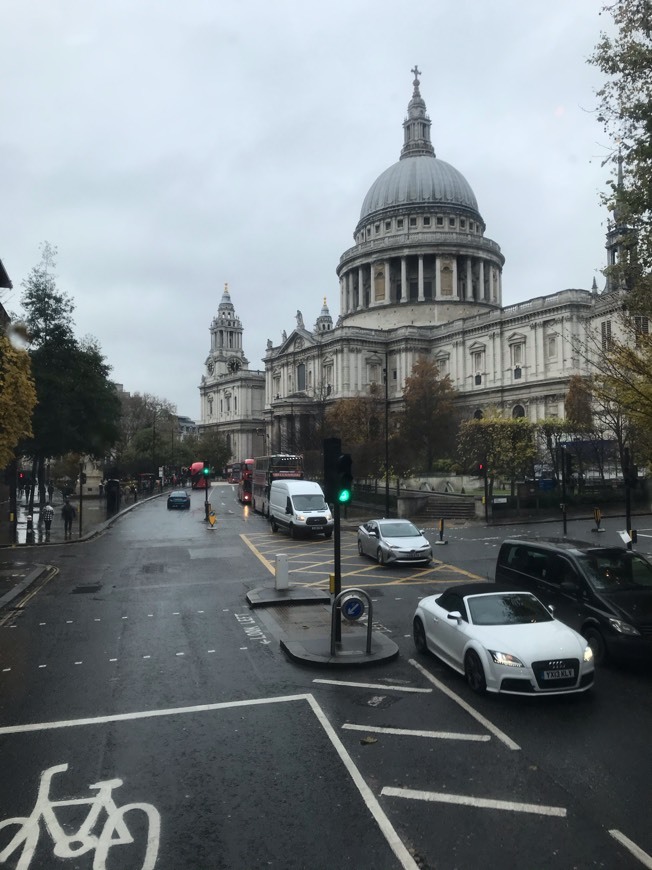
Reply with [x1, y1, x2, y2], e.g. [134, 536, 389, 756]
[200, 71, 627, 460]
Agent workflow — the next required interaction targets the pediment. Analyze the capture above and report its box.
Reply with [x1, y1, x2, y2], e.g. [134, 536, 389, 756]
[507, 331, 526, 345]
[279, 328, 316, 354]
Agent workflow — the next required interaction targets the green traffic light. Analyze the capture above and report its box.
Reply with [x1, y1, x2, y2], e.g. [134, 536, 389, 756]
[338, 489, 351, 504]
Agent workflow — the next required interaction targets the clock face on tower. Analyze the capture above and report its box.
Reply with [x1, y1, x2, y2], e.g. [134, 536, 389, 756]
[207, 360, 214, 374]
[227, 358, 241, 374]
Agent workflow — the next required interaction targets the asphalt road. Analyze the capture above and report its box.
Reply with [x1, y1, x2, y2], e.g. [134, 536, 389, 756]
[0, 483, 651, 869]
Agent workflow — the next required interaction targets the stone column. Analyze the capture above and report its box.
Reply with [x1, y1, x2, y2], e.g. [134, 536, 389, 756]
[435, 256, 442, 298]
[358, 266, 364, 309]
[401, 257, 407, 303]
[452, 257, 458, 300]
[466, 258, 473, 300]
[479, 260, 485, 301]
[384, 261, 390, 303]
[418, 256, 425, 301]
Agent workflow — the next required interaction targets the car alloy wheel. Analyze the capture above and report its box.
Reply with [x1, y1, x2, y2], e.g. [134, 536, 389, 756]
[584, 627, 608, 666]
[270, 518, 278, 533]
[413, 617, 427, 653]
[357, 540, 363, 556]
[464, 650, 487, 694]
[377, 548, 385, 566]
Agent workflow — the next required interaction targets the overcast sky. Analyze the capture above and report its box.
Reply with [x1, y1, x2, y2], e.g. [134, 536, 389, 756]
[1, 1, 614, 420]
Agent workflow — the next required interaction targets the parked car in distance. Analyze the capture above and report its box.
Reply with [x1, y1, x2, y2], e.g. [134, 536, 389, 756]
[495, 538, 652, 665]
[167, 490, 191, 510]
[357, 519, 432, 566]
[413, 583, 595, 695]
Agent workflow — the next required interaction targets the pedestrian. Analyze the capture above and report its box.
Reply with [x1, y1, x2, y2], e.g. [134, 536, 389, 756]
[47, 482, 54, 502]
[61, 499, 76, 537]
[42, 501, 55, 537]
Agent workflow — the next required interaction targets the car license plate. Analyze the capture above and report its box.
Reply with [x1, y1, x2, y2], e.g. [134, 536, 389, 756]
[543, 668, 575, 680]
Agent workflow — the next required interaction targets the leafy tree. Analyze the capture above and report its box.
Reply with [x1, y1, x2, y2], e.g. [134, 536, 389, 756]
[0, 329, 36, 468]
[18, 245, 121, 505]
[324, 383, 388, 477]
[399, 356, 458, 472]
[565, 375, 594, 431]
[20, 242, 75, 345]
[457, 415, 537, 499]
[536, 418, 574, 480]
[113, 393, 178, 475]
[591, 2, 652, 290]
[195, 429, 231, 477]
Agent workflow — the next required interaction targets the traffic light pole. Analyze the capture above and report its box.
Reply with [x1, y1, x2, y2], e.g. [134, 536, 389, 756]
[333, 500, 342, 642]
[624, 447, 632, 550]
[560, 445, 568, 536]
[78, 462, 84, 538]
[203, 461, 210, 520]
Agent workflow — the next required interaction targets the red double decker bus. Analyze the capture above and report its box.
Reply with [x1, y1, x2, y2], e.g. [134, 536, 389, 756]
[252, 454, 303, 516]
[237, 458, 254, 505]
[190, 461, 209, 489]
[227, 462, 242, 485]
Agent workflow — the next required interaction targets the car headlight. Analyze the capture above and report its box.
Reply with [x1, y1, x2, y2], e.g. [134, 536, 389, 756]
[489, 650, 524, 668]
[583, 646, 594, 663]
[296, 513, 306, 522]
[608, 618, 640, 636]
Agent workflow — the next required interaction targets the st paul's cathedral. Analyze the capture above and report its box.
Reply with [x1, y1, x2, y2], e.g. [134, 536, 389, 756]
[198, 69, 629, 462]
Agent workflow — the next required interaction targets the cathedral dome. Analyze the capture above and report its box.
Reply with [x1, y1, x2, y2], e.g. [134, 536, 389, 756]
[360, 155, 479, 220]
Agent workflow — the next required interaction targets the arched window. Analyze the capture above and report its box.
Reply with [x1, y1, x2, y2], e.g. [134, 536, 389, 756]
[512, 405, 525, 418]
[473, 409, 483, 420]
[297, 363, 306, 391]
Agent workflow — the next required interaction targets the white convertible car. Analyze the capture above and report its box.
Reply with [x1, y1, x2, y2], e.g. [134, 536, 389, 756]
[413, 583, 595, 695]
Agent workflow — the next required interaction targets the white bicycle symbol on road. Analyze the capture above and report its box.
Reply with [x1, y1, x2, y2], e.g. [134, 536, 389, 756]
[0, 762, 160, 869]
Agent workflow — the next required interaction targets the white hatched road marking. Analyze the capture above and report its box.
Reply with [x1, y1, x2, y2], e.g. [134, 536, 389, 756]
[342, 723, 490, 742]
[409, 658, 520, 750]
[609, 830, 652, 868]
[382, 786, 566, 817]
[314, 678, 432, 694]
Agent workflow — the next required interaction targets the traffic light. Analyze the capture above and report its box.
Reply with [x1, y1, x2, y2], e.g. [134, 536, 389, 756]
[478, 461, 486, 478]
[80, 472, 87, 484]
[202, 462, 210, 477]
[564, 452, 574, 481]
[336, 453, 353, 504]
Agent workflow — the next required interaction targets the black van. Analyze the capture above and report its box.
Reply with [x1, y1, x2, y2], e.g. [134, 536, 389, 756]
[495, 538, 652, 664]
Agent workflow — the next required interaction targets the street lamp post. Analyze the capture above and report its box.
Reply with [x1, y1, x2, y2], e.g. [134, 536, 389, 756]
[384, 351, 390, 517]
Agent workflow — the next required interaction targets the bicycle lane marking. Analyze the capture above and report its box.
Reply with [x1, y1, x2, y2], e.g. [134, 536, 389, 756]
[0, 693, 418, 870]
[0, 762, 160, 870]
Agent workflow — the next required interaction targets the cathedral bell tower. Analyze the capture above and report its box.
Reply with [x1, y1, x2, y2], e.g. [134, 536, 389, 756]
[204, 283, 249, 378]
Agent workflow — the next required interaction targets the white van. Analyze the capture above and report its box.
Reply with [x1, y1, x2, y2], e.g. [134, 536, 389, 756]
[269, 480, 333, 539]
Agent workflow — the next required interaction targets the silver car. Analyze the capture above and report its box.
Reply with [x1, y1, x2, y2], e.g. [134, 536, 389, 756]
[357, 519, 432, 566]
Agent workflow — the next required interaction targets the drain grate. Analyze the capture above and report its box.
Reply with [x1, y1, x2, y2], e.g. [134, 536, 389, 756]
[72, 584, 102, 594]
